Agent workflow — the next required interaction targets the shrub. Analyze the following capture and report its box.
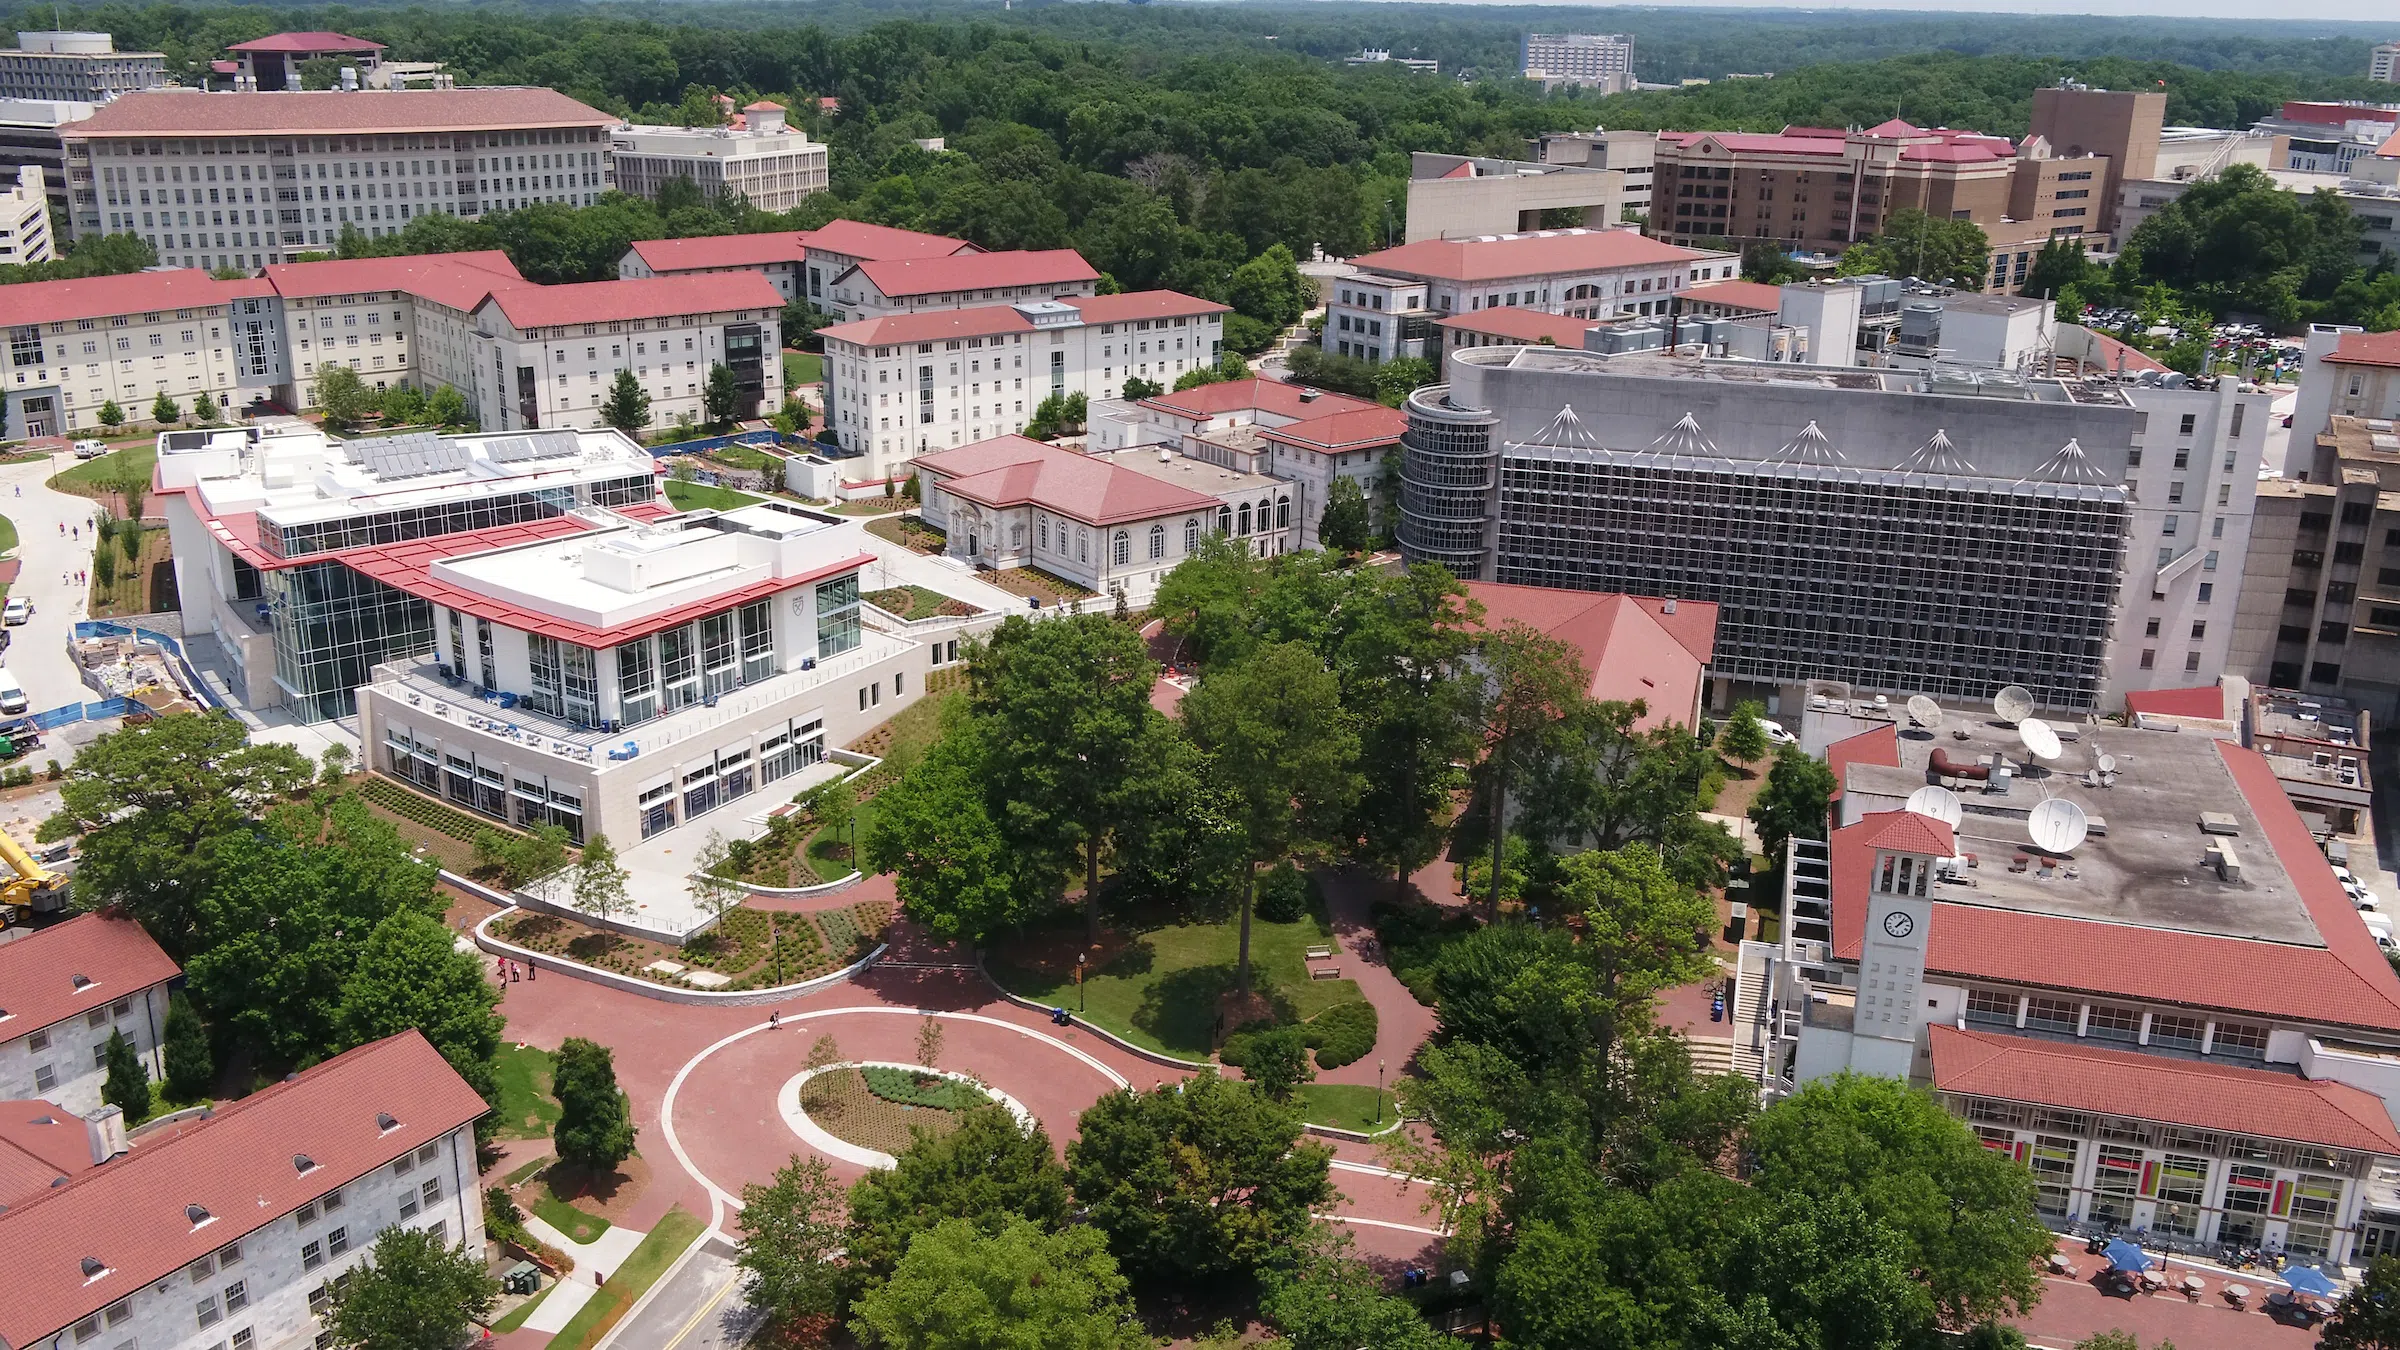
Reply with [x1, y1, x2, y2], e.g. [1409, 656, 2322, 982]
[1217, 1018, 1279, 1069]
[1303, 1000, 1378, 1070]
[1373, 898, 1479, 1007]
[859, 1065, 990, 1111]
[1256, 862, 1317, 924]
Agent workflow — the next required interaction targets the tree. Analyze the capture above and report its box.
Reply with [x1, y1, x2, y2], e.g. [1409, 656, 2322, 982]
[192, 390, 218, 423]
[1152, 533, 1273, 671]
[864, 728, 1057, 946]
[1840, 208, 1990, 290]
[1226, 243, 1308, 333]
[1717, 700, 1769, 765]
[162, 995, 212, 1102]
[97, 399, 123, 428]
[704, 361, 743, 425]
[426, 384, 471, 429]
[1236, 1025, 1312, 1100]
[573, 832, 630, 923]
[1470, 622, 1588, 916]
[2321, 1254, 2400, 1350]
[380, 382, 427, 427]
[334, 910, 507, 1140]
[1333, 564, 1481, 891]
[318, 743, 352, 789]
[2020, 237, 2100, 303]
[101, 1028, 149, 1123]
[1369, 356, 1436, 409]
[1741, 239, 1807, 284]
[775, 394, 813, 435]
[325, 1224, 498, 1350]
[1121, 375, 1163, 400]
[1181, 643, 1362, 997]
[689, 830, 748, 925]
[1751, 742, 1837, 868]
[295, 55, 344, 91]
[1261, 1234, 1456, 1350]
[150, 391, 179, 426]
[1432, 921, 1607, 1076]
[42, 713, 315, 960]
[552, 1036, 636, 1173]
[915, 1014, 944, 1069]
[846, 1105, 1071, 1285]
[850, 1218, 1150, 1350]
[1317, 475, 1370, 554]
[313, 363, 376, 430]
[1748, 1072, 2051, 1326]
[736, 1155, 849, 1330]
[1065, 1071, 1332, 1282]
[601, 369, 652, 434]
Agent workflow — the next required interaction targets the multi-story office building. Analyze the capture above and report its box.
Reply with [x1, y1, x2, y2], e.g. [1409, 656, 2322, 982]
[0, 96, 92, 235]
[2228, 414, 2400, 721]
[2376, 42, 2400, 84]
[1651, 119, 2111, 275]
[2252, 101, 2400, 175]
[1519, 33, 1633, 93]
[0, 31, 164, 104]
[611, 102, 829, 214]
[803, 219, 977, 320]
[64, 88, 615, 267]
[0, 912, 176, 1115]
[1405, 152, 1634, 242]
[2026, 83, 2165, 238]
[0, 268, 278, 440]
[0, 162, 51, 264]
[1743, 699, 2400, 1265]
[1328, 228, 1735, 364]
[0, 1030, 487, 1350]
[825, 249, 1099, 322]
[1400, 345, 2269, 713]
[1533, 128, 1656, 216]
[816, 289, 1227, 480]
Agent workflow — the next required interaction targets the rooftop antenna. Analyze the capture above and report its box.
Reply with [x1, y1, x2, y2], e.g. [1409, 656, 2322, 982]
[2027, 797, 2090, 854]
[1993, 685, 2035, 725]
[2018, 717, 2062, 763]
[1906, 694, 1944, 731]
[1905, 783, 1964, 827]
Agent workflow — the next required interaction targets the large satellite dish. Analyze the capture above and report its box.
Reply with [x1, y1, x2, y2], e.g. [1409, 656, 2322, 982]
[1907, 695, 1944, 731]
[1994, 685, 2036, 724]
[2028, 798, 2090, 854]
[1905, 784, 1964, 828]
[2019, 718, 2062, 762]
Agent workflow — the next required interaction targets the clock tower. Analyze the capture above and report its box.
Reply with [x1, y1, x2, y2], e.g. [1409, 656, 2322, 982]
[1846, 811, 1948, 1079]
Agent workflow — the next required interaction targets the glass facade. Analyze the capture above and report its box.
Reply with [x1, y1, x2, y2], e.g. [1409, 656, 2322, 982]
[267, 560, 435, 722]
[816, 576, 861, 657]
[608, 593, 799, 729]
[1396, 394, 1500, 576]
[261, 472, 654, 560]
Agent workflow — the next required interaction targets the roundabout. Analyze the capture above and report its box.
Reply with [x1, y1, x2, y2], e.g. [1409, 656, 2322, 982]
[778, 1060, 1038, 1168]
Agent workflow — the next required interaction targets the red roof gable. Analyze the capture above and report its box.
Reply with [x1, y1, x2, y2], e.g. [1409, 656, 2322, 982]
[0, 1032, 486, 1347]
[817, 290, 1225, 350]
[1862, 808, 1957, 859]
[2326, 330, 2400, 369]
[1138, 378, 1377, 423]
[0, 912, 177, 1038]
[1433, 306, 1601, 346]
[1352, 229, 1708, 285]
[265, 251, 524, 311]
[0, 1102, 102, 1206]
[1825, 723, 1901, 804]
[804, 220, 976, 263]
[0, 269, 271, 328]
[227, 31, 385, 52]
[1865, 117, 1926, 137]
[2124, 684, 2229, 720]
[1258, 406, 1408, 455]
[916, 435, 1220, 527]
[849, 249, 1097, 298]
[1680, 279, 1784, 314]
[483, 272, 782, 330]
[1462, 581, 1716, 731]
[1929, 1025, 2400, 1154]
[1067, 291, 1230, 326]
[629, 232, 813, 273]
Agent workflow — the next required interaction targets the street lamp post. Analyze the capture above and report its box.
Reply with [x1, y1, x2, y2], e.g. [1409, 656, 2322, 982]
[1376, 1057, 1386, 1124]
[1077, 952, 1087, 1014]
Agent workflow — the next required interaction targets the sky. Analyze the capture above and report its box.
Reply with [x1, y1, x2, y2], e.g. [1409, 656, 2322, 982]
[1344, 0, 2395, 22]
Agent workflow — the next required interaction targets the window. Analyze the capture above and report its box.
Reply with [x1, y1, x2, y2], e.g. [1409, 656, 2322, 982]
[2211, 1021, 2269, 1058]
[34, 1063, 55, 1091]
[2149, 1013, 2203, 1051]
[1185, 517, 1199, 553]
[1149, 524, 1166, 560]
[197, 1293, 220, 1328]
[1963, 988, 2017, 1027]
[27, 1030, 45, 1052]
[1112, 531, 1129, 567]
[2090, 1144, 2142, 1223]
[2152, 1154, 2209, 1236]
[224, 1279, 247, 1313]
[2084, 1003, 2139, 1042]
[2219, 1163, 2275, 1243]
[302, 1239, 323, 1271]
[2190, 621, 2207, 641]
[421, 1178, 442, 1205]
[2024, 998, 2077, 1033]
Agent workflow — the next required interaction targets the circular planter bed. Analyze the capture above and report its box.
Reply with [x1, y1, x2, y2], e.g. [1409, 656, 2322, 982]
[778, 1061, 1035, 1168]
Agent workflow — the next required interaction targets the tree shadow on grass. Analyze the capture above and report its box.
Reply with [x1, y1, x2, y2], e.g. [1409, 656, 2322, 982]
[1132, 964, 1299, 1057]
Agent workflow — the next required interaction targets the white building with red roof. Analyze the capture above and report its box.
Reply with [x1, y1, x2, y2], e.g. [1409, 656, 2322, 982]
[1326, 227, 1735, 364]
[1462, 580, 1717, 730]
[0, 912, 178, 1116]
[816, 290, 1228, 481]
[2294, 325, 2400, 445]
[913, 434, 1293, 605]
[0, 1029, 487, 1350]
[1749, 697, 2400, 1263]
[64, 87, 615, 258]
[829, 249, 1100, 322]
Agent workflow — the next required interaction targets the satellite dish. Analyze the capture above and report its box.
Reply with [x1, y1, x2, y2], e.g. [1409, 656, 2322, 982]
[1907, 695, 1944, 730]
[2096, 752, 2117, 774]
[1906, 784, 1964, 828]
[2019, 718, 2062, 762]
[2028, 798, 2090, 854]
[1994, 685, 2036, 724]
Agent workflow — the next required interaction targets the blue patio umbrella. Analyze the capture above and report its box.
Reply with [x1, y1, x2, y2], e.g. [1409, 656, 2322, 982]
[2103, 1240, 2151, 1273]
[2285, 1266, 2338, 1298]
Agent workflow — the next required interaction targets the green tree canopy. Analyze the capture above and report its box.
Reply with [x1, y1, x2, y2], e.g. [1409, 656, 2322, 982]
[845, 1104, 1071, 1286]
[314, 363, 377, 430]
[601, 368, 653, 433]
[1317, 475, 1371, 554]
[325, 1224, 499, 1350]
[1717, 701, 1769, 764]
[334, 909, 507, 1138]
[2322, 1253, 2400, 1350]
[850, 1217, 1150, 1350]
[863, 721, 1059, 946]
[162, 995, 213, 1103]
[1838, 207, 1991, 290]
[736, 1154, 849, 1329]
[552, 1036, 637, 1172]
[1751, 742, 1838, 867]
[102, 1028, 149, 1124]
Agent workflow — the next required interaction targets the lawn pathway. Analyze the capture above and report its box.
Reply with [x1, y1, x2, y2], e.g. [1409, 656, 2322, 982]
[517, 1214, 650, 1335]
[1314, 868, 1439, 1088]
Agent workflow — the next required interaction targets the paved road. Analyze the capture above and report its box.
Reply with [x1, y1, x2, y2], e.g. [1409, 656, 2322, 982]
[593, 1234, 757, 1350]
[0, 450, 104, 721]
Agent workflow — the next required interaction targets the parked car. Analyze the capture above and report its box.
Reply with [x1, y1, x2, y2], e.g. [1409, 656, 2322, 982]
[71, 438, 107, 459]
[0, 669, 23, 716]
[2, 597, 30, 625]
[1759, 719, 1799, 746]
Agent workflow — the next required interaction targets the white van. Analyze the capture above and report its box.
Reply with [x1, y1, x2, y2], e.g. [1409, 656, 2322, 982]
[2364, 910, 2395, 951]
[0, 670, 23, 716]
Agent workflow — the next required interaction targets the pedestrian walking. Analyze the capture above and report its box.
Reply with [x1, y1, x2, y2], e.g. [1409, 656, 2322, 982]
[509, 960, 521, 983]
[526, 960, 535, 982]
[768, 1010, 780, 1030]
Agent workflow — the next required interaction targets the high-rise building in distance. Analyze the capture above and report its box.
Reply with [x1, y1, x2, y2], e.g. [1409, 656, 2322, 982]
[1520, 33, 1633, 94]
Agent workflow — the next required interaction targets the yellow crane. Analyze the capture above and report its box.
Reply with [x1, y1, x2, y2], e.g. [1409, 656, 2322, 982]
[0, 827, 66, 919]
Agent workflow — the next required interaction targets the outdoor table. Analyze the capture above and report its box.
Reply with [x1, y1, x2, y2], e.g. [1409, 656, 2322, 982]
[2226, 1282, 2252, 1308]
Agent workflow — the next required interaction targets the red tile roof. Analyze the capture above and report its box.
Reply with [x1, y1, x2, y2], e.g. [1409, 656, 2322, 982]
[1929, 1025, 2400, 1154]
[1462, 581, 1716, 731]
[2124, 685, 2230, 720]
[1865, 117, 1926, 137]
[227, 31, 384, 52]
[1680, 279, 1784, 314]
[265, 251, 524, 310]
[0, 912, 178, 1038]
[1433, 306, 1600, 346]
[0, 1102, 101, 1206]
[1829, 742, 2400, 1032]
[2282, 102, 2398, 126]
[69, 88, 613, 137]
[1825, 723, 1900, 804]
[0, 1031, 487, 1347]
[1352, 229, 1707, 284]
[2326, 330, 2400, 369]
[1258, 406, 1408, 455]
[849, 250, 1098, 298]
[629, 233, 813, 273]
[482, 272, 783, 330]
[1862, 808, 1957, 858]
[917, 435, 1220, 527]
[804, 220, 976, 262]
[1056, 290, 1228, 326]
[2078, 329, 2170, 375]
[1137, 378, 1377, 423]
[817, 291, 1225, 349]
[0, 270, 271, 328]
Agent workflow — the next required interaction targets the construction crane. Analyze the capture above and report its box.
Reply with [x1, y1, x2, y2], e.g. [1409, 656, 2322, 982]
[0, 827, 66, 920]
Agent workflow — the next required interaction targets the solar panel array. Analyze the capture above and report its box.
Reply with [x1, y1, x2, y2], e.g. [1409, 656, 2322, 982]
[349, 431, 470, 479]
[486, 429, 582, 464]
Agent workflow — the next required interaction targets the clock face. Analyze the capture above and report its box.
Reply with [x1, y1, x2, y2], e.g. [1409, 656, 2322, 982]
[1882, 911, 1916, 939]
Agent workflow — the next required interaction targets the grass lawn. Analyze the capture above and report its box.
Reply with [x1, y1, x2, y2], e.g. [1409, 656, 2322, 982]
[865, 584, 978, 620]
[0, 511, 16, 557]
[664, 479, 766, 512]
[504, 1155, 552, 1187]
[49, 444, 155, 496]
[804, 793, 879, 880]
[494, 1044, 562, 1141]
[86, 526, 174, 619]
[531, 1185, 612, 1245]
[784, 350, 822, 388]
[1297, 1082, 1395, 1133]
[991, 909, 1363, 1060]
[544, 1207, 705, 1350]
[490, 1283, 554, 1335]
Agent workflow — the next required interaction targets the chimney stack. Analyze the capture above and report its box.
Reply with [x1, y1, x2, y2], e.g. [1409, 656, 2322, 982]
[83, 1104, 127, 1164]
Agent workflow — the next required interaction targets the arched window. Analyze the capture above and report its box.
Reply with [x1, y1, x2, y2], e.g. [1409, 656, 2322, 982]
[1036, 514, 1049, 551]
[1237, 502, 1252, 535]
[1217, 505, 1232, 535]
[1276, 495, 1290, 528]
[1258, 497, 1272, 526]
[1113, 531, 1129, 567]
[1076, 527, 1089, 563]
[1149, 524, 1166, 560]
[1186, 516, 1201, 552]
[1564, 283, 1603, 302]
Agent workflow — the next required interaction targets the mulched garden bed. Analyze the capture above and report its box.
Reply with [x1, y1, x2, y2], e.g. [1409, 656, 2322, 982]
[492, 898, 894, 990]
[801, 1066, 990, 1154]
